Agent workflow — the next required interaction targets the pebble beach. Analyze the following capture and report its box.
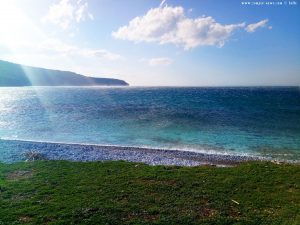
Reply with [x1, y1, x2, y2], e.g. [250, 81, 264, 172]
[0, 139, 266, 166]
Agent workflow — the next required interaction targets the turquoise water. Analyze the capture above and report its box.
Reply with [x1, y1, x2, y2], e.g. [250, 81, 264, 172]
[0, 87, 300, 160]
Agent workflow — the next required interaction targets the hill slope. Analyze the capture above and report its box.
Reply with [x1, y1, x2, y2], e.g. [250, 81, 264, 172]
[0, 60, 129, 86]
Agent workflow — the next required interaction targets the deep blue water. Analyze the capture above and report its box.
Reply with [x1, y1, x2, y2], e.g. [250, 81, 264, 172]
[0, 87, 300, 160]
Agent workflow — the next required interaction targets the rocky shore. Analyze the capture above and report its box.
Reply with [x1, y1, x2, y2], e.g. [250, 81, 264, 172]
[0, 139, 264, 166]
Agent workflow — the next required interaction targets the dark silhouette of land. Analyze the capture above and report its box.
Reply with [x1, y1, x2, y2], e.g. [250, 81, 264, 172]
[0, 60, 128, 86]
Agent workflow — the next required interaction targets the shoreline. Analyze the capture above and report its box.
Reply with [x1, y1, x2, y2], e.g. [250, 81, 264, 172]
[0, 139, 289, 166]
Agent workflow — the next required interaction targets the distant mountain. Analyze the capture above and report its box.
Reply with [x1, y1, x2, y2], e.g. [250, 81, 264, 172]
[0, 60, 129, 86]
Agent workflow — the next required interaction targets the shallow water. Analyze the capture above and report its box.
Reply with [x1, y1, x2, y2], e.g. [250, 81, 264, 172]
[0, 86, 300, 161]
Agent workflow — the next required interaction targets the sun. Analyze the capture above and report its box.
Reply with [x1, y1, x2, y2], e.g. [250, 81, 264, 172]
[0, 1, 43, 51]
[0, 2, 24, 41]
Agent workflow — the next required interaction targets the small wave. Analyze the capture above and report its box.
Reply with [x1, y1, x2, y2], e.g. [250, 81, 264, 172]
[0, 137, 280, 161]
[1, 138, 300, 165]
[1, 137, 248, 155]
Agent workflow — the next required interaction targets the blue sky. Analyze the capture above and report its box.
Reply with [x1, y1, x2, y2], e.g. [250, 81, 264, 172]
[0, 0, 299, 86]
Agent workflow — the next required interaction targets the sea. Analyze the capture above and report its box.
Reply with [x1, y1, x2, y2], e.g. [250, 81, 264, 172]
[0, 86, 300, 162]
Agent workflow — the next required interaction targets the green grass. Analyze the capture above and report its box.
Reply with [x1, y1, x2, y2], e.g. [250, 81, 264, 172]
[0, 161, 299, 225]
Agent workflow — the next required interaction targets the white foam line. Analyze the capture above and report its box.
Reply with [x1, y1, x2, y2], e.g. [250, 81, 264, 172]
[2, 138, 300, 164]
[0, 137, 263, 159]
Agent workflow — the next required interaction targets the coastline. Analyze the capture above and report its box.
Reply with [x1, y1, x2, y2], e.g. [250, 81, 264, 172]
[1, 139, 294, 166]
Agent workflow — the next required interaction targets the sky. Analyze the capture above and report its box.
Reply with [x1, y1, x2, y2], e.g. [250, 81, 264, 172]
[0, 0, 299, 86]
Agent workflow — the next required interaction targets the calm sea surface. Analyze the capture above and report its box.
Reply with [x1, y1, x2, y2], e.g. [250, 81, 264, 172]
[0, 87, 300, 160]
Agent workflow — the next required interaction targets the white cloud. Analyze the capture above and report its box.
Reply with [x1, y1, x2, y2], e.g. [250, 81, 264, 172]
[82, 49, 123, 61]
[38, 39, 123, 61]
[245, 19, 270, 33]
[159, 0, 167, 8]
[42, 0, 93, 29]
[148, 57, 173, 66]
[112, 6, 246, 50]
[2, 37, 122, 61]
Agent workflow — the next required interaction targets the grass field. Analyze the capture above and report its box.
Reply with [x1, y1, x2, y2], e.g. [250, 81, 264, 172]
[0, 161, 299, 225]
